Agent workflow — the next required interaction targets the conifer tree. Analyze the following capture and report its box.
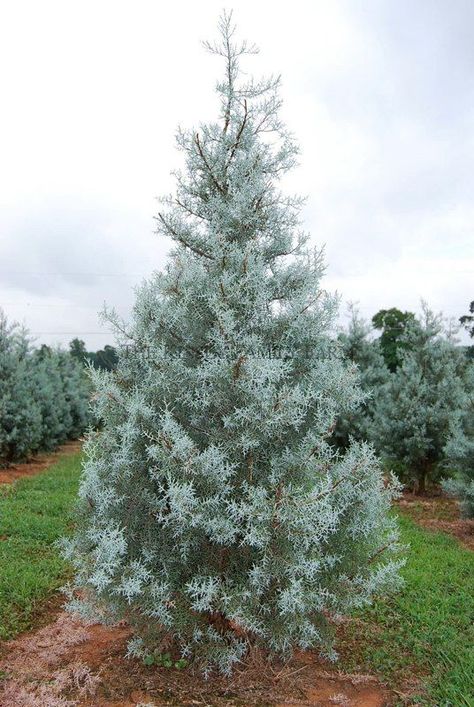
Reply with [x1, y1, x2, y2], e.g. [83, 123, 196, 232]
[58, 351, 91, 438]
[0, 310, 42, 464]
[31, 347, 73, 450]
[443, 365, 474, 517]
[64, 14, 403, 673]
[334, 305, 389, 449]
[369, 305, 467, 493]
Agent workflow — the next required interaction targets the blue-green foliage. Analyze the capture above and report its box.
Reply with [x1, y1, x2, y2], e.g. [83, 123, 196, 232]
[64, 15, 403, 675]
[367, 306, 472, 492]
[0, 310, 91, 465]
[443, 366, 474, 517]
[32, 347, 73, 451]
[0, 312, 42, 462]
[334, 306, 389, 449]
[337, 305, 474, 501]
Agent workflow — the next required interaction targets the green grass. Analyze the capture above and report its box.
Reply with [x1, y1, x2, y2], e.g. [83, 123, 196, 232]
[344, 514, 474, 706]
[0, 452, 82, 640]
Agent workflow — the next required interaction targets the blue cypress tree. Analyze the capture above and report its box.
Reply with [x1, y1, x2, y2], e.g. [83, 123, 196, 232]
[63, 14, 403, 674]
[443, 365, 474, 517]
[0, 310, 42, 464]
[369, 306, 468, 493]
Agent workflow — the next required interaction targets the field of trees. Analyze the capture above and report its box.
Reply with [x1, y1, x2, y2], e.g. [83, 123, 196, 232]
[1, 12, 473, 707]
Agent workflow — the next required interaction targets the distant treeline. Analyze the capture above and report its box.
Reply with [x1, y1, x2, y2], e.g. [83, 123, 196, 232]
[69, 338, 118, 371]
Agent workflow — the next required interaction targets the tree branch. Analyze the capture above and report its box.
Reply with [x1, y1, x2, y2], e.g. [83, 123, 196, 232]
[225, 99, 248, 170]
[195, 133, 225, 195]
[157, 213, 214, 261]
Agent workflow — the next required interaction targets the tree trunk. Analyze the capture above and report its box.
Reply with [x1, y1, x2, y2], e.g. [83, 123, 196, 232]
[417, 471, 426, 495]
[415, 463, 429, 495]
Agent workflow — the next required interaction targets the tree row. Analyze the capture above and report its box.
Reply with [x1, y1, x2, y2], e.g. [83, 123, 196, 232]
[0, 310, 92, 466]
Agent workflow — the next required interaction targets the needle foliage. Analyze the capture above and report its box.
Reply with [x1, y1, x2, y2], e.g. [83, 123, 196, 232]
[64, 14, 403, 674]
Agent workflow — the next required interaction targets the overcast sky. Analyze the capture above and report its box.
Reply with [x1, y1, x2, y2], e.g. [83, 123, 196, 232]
[1, 0, 472, 348]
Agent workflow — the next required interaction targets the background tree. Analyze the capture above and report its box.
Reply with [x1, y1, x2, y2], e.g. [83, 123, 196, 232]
[372, 307, 416, 372]
[459, 300, 474, 338]
[58, 351, 91, 438]
[459, 301, 474, 361]
[443, 365, 474, 517]
[0, 311, 42, 464]
[69, 338, 118, 372]
[69, 337, 88, 363]
[31, 348, 73, 451]
[369, 306, 467, 493]
[64, 14, 403, 674]
[91, 344, 118, 371]
[0, 312, 92, 465]
[334, 305, 389, 448]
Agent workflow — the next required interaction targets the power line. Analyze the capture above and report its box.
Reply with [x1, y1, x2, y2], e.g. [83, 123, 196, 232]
[2, 303, 100, 308]
[0, 271, 146, 277]
[31, 331, 108, 335]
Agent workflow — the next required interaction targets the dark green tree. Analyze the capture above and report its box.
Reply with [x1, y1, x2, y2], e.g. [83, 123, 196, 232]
[91, 344, 118, 371]
[69, 338, 88, 363]
[460, 300, 474, 338]
[372, 308, 416, 372]
[68, 338, 118, 372]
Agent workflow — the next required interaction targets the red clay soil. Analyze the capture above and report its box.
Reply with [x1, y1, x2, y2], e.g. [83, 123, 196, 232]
[0, 441, 82, 484]
[0, 609, 395, 706]
[397, 492, 474, 551]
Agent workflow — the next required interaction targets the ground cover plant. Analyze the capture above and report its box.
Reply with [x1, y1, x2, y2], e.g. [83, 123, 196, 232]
[63, 13, 404, 674]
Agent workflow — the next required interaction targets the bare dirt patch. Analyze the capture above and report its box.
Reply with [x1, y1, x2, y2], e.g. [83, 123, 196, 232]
[0, 610, 395, 706]
[0, 441, 82, 485]
[415, 518, 474, 551]
[397, 491, 474, 551]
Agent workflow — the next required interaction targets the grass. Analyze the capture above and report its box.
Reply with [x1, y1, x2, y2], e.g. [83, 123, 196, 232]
[0, 454, 473, 705]
[0, 452, 82, 640]
[343, 514, 474, 706]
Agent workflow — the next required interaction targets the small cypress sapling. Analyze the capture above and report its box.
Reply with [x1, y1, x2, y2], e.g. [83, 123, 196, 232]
[64, 14, 403, 674]
[369, 305, 467, 493]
